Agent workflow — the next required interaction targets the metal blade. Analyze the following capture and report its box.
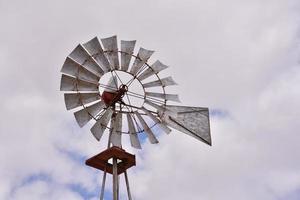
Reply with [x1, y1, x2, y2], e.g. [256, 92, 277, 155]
[158, 105, 211, 145]
[101, 35, 119, 70]
[74, 101, 106, 127]
[120, 40, 136, 71]
[127, 113, 141, 149]
[130, 48, 154, 75]
[90, 107, 114, 141]
[142, 107, 171, 134]
[110, 112, 122, 147]
[134, 111, 158, 144]
[137, 60, 168, 81]
[69, 44, 104, 77]
[83, 37, 111, 73]
[142, 76, 177, 88]
[145, 92, 181, 102]
[61, 57, 99, 83]
[64, 93, 100, 110]
[60, 74, 98, 91]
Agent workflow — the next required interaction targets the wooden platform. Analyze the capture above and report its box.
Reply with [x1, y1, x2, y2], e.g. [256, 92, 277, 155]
[85, 146, 136, 175]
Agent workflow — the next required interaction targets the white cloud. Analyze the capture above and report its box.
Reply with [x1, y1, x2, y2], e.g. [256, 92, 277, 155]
[0, 0, 300, 199]
[11, 180, 82, 200]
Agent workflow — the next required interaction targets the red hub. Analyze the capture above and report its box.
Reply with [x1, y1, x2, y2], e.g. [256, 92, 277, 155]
[101, 91, 117, 105]
[101, 84, 128, 106]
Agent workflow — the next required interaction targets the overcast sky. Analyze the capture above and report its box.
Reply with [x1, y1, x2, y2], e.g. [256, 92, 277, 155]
[1, 0, 300, 199]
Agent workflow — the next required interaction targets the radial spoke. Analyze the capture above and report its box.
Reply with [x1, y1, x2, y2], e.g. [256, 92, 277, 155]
[125, 76, 136, 87]
[99, 82, 165, 106]
[132, 112, 142, 132]
[123, 103, 157, 114]
[99, 83, 117, 91]
[124, 93, 145, 132]
[110, 72, 118, 88]
[126, 64, 147, 87]
[121, 100, 143, 132]
[94, 108, 108, 119]
[113, 70, 124, 85]
[126, 92, 165, 105]
[126, 90, 144, 99]
[134, 63, 148, 79]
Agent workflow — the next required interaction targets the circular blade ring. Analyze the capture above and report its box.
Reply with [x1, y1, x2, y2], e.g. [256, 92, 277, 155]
[61, 36, 179, 137]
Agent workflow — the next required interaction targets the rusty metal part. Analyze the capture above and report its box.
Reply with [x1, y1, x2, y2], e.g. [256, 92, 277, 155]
[85, 146, 136, 175]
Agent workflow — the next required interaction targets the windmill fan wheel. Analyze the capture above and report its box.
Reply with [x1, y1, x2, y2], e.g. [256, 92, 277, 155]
[60, 35, 181, 149]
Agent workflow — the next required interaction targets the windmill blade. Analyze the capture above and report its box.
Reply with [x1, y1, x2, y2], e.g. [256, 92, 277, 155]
[145, 92, 181, 103]
[90, 107, 114, 141]
[127, 113, 141, 149]
[60, 74, 98, 91]
[142, 107, 171, 134]
[74, 101, 106, 127]
[134, 111, 158, 144]
[69, 44, 104, 77]
[158, 105, 211, 145]
[83, 37, 111, 73]
[64, 93, 100, 110]
[101, 35, 119, 70]
[61, 57, 99, 83]
[137, 60, 168, 81]
[120, 40, 136, 71]
[110, 112, 122, 148]
[142, 76, 177, 88]
[130, 48, 154, 75]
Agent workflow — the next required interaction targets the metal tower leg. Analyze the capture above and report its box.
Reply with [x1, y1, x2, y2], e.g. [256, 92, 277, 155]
[99, 168, 107, 200]
[117, 174, 120, 200]
[113, 157, 119, 200]
[86, 146, 135, 200]
[124, 170, 132, 200]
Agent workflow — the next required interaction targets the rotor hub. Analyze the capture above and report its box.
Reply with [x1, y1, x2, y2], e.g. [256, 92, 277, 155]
[101, 84, 128, 106]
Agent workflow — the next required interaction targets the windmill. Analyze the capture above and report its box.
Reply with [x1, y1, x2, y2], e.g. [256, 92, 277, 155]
[60, 35, 211, 200]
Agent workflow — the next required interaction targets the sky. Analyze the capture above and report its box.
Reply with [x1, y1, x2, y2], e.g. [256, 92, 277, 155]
[0, 0, 300, 199]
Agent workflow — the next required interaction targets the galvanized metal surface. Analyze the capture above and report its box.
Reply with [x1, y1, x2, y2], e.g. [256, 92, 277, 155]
[137, 60, 168, 81]
[110, 113, 122, 148]
[112, 157, 119, 200]
[64, 93, 100, 110]
[90, 108, 114, 141]
[83, 37, 111, 73]
[142, 76, 177, 88]
[124, 171, 132, 200]
[144, 99, 164, 110]
[159, 105, 211, 145]
[60, 74, 98, 91]
[101, 36, 119, 70]
[130, 47, 154, 75]
[61, 57, 99, 83]
[127, 113, 141, 149]
[145, 92, 181, 102]
[61, 35, 212, 148]
[134, 111, 159, 144]
[74, 101, 105, 127]
[120, 40, 136, 71]
[68, 44, 104, 77]
[100, 169, 107, 200]
[142, 107, 171, 134]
